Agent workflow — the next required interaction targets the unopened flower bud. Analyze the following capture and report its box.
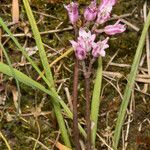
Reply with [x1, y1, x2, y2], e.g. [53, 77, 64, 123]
[64, 2, 79, 25]
[96, 0, 117, 24]
[104, 20, 126, 35]
[84, 0, 97, 21]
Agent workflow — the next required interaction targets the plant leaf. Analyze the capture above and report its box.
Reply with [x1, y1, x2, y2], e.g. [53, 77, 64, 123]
[113, 8, 150, 149]
[91, 57, 103, 147]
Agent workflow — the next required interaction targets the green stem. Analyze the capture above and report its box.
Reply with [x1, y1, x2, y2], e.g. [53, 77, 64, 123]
[113, 9, 150, 149]
[91, 57, 103, 147]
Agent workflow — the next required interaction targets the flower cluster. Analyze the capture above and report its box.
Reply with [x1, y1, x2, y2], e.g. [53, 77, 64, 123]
[70, 29, 96, 60]
[64, 0, 126, 60]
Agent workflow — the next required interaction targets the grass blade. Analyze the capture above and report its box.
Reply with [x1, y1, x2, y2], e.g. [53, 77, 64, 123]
[91, 57, 103, 147]
[0, 17, 51, 89]
[113, 9, 150, 149]
[0, 42, 21, 114]
[22, 0, 71, 146]
[22, 0, 54, 86]
[0, 63, 56, 98]
[12, 0, 19, 23]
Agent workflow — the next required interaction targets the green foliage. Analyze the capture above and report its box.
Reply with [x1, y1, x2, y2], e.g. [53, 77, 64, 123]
[113, 8, 150, 150]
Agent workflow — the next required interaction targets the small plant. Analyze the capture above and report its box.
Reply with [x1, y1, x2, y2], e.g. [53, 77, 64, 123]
[64, 0, 125, 149]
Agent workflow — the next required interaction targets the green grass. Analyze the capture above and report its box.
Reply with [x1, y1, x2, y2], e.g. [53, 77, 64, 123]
[113, 8, 150, 149]
[22, 0, 71, 147]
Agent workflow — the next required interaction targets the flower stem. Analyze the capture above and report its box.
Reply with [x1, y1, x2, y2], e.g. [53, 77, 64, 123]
[72, 58, 81, 150]
[85, 76, 92, 150]
[82, 60, 94, 150]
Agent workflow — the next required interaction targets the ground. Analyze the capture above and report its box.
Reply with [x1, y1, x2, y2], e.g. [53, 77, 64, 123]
[0, 0, 150, 149]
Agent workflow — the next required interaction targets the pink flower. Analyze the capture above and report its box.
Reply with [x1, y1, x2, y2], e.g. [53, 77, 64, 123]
[92, 37, 109, 57]
[78, 28, 96, 52]
[64, 2, 79, 25]
[84, 0, 97, 21]
[104, 20, 126, 35]
[70, 28, 96, 60]
[96, 0, 117, 24]
[70, 40, 86, 60]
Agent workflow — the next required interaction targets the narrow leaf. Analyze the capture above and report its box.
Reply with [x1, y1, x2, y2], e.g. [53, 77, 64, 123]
[113, 9, 150, 149]
[91, 57, 103, 147]
[0, 62, 56, 99]
[22, 0, 54, 86]
[22, 0, 71, 147]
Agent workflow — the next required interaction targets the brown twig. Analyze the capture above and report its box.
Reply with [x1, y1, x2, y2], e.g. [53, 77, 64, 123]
[72, 58, 81, 150]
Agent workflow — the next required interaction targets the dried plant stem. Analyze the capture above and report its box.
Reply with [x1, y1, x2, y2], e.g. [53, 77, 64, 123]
[72, 58, 81, 150]
[0, 131, 11, 150]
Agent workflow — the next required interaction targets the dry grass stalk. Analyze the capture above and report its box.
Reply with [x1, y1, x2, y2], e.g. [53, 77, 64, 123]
[0, 28, 3, 82]
[143, 1, 150, 75]
[12, 0, 19, 23]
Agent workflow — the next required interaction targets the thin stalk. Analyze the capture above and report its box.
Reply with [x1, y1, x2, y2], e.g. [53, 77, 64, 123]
[82, 60, 92, 150]
[85, 76, 91, 150]
[72, 58, 81, 150]
[91, 57, 102, 147]
[113, 8, 150, 149]
[0, 131, 11, 150]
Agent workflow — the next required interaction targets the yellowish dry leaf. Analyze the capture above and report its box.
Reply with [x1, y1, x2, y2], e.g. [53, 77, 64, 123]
[55, 141, 72, 150]
[11, 86, 19, 109]
[12, 0, 19, 23]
